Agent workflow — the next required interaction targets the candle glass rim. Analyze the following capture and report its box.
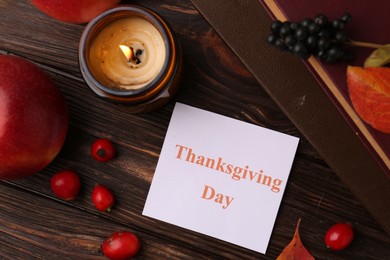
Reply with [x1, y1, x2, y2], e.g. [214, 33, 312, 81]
[79, 5, 173, 98]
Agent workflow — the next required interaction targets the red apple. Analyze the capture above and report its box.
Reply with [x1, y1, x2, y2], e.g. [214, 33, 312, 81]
[31, 0, 121, 24]
[0, 55, 68, 180]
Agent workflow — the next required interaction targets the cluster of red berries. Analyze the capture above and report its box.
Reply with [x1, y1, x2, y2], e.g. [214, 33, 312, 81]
[50, 138, 116, 208]
[50, 138, 139, 259]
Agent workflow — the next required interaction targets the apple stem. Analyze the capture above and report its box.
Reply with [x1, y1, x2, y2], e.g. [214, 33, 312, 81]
[348, 40, 384, 49]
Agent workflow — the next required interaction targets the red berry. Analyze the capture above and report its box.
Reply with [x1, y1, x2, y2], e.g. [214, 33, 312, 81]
[91, 138, 116, 162]
[92, 184, 114, 212]
[102, 231, 140, 260]
[324, 223, 354, 250]
[50, 170, 81, 200]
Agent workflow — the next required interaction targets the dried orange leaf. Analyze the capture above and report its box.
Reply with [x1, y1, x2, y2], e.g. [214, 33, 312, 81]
[347, 66, 390, 133]
[276, 219, 315, 260]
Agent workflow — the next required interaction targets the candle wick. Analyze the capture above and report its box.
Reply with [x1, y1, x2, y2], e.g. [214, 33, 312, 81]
[134, 49, 143, 64]
[119, 45, 144, 65]
[136, 49, 143, 56]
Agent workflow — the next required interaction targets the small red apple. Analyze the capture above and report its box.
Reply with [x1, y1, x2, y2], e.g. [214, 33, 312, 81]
[31, 0, 121, 24]
[0, 55, 68, 180]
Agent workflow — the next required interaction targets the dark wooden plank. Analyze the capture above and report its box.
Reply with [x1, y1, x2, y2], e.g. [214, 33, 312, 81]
[0, 0, 389, 259]
[0, 182, 218, 259]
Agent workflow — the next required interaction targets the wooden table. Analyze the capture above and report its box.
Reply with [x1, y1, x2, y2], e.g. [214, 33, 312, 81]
[1, 1, 389, 259]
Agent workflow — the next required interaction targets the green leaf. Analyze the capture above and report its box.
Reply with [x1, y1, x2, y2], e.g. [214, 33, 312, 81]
[364, 44, 390, 67]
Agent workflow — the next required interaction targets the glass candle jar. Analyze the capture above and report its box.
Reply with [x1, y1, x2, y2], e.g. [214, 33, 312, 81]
[79, 5, 183, 113]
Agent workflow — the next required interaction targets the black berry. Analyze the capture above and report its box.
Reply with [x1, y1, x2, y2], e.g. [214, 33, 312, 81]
[271, 20, 283, 32]
[295, 27, 309, 40]
[301, 18, 313, 27]
[279, 24, 292, 37]
[332, 19, 344, 30]
[267, 34, 278, 45]
[341, 12, 352, 24]
[266, 12, 354, 63]
[334, 31, 347, 43]
[306, 35, 318, 49]
[284, 35, 297, 47]
[314, 14, 328, 27]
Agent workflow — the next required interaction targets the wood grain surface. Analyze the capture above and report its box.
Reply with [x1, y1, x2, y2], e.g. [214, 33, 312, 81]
[0, 0, 389, 259]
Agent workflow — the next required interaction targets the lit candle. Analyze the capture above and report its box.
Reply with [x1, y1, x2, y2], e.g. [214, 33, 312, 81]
[79, 5, 182, 113]
[118, 45, 136, 62]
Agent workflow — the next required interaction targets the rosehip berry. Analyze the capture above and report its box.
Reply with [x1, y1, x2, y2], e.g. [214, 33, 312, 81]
[92, 184, 114, 212]
[91, 138, 116, 162]
[50, 170, 81, 201]
[102, 231, 140, 260]
[324, 223, 354, 250]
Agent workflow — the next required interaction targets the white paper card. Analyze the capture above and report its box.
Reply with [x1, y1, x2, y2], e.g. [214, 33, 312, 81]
[143, 103, 299, 253]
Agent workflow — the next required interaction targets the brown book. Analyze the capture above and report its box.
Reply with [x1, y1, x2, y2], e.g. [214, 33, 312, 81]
[261, 0, 389, 181]
[191, 0, 390, 235]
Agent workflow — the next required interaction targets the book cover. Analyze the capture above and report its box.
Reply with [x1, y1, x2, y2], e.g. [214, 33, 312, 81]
[191, 0, 390, 235]
[261, 0, 390, 181]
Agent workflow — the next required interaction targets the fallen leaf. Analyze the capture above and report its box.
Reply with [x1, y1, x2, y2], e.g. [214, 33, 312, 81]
[364, 44, 390, 67]
[347, 66, 390, 133]
[276, 219, 315, 260]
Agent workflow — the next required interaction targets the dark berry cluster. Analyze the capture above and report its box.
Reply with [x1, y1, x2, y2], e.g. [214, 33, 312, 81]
[267, 13, 354, 63]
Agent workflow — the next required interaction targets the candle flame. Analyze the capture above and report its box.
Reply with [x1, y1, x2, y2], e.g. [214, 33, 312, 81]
[119, 45, 134, 61]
